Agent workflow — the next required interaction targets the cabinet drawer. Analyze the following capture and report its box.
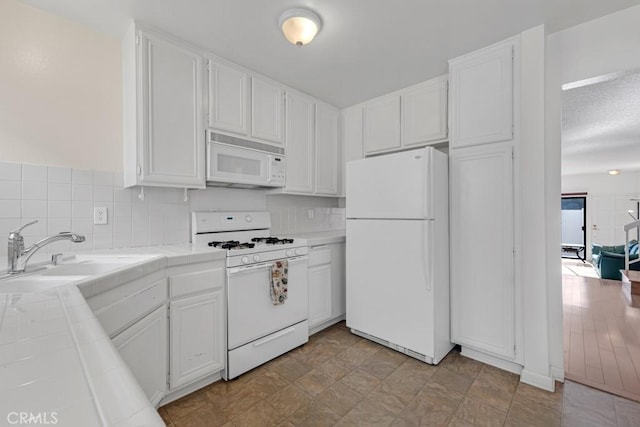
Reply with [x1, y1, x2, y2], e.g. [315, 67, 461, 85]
[308, 246, 331, 267]
[95, 278, 168, 337]
[170, 266, 225, 298]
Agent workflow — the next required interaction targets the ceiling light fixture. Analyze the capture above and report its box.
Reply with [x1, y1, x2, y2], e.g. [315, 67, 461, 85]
[609, 170, 620, 175]
[279, 8, 322, 46]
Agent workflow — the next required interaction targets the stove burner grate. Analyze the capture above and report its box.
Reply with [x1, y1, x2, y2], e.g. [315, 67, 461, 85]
[208, 240, 256, 250]
[251, 237, 294, 245]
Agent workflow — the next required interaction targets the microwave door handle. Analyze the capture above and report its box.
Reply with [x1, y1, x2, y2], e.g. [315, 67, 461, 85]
[267, 155, 273, 183]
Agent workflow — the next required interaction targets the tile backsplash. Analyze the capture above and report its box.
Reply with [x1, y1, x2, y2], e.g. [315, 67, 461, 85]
[266, 194, 345, 234]
[0, 161, 346, 264]
[0, 162, 190, 259]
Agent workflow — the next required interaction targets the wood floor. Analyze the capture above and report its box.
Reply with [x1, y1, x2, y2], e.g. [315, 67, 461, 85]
[563, 261, 640, 402]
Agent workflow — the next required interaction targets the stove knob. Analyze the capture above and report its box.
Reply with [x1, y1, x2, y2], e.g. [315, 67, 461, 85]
[241, 256, 249, 264]
[253, 255, 260, 262]
[286, 250, 293, 257]
[294, 248, 301, 255]
[245, 215, 253, 223]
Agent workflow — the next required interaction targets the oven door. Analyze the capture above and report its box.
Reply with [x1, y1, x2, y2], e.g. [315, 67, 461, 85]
[208, 142, 281, 187]
[227, 256, 308, 350]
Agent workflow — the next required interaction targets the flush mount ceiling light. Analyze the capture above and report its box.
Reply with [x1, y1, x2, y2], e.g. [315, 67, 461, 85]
[279, 8, 322, 46]
[609, 170, 621, 175]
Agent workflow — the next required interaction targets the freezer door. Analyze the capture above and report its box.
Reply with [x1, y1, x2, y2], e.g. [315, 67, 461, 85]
[346, 147, 433, 219]
[346, 219, 435, 358]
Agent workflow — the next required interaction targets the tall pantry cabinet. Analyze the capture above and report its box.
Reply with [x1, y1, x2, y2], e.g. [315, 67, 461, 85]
[449, 36, 522, 370]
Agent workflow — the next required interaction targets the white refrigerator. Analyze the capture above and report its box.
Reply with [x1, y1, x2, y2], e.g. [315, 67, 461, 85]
[346, 146, 453, 364]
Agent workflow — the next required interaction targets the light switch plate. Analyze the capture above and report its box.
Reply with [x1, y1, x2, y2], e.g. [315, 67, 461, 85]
[94, 207, 108, 225]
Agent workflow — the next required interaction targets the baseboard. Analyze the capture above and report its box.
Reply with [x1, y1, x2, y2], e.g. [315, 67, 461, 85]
[521, 369, 555, 392]
[550, 365, 565, 383]
[460, 347, 523, 375]
[158, 371, 222, 407]
[309, 314, 345, 336]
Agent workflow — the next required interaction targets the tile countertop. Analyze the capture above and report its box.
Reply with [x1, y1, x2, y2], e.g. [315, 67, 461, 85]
[282, 230, 346, 246]
[0, 244, 226, 427]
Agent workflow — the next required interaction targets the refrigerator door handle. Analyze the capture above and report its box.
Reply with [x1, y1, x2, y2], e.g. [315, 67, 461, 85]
[423, 220, 434, 292]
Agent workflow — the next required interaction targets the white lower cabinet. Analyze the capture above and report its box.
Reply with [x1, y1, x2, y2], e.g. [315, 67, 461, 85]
[330, 242, 346, 319]
[169, 289, 225, 389]
[85, 259, 226, 407]
[307, 242, 346, 333]
[308, 257, 332, 328]
[113, 304, 168, 406]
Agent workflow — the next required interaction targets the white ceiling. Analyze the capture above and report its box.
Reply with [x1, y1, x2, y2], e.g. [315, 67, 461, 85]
[19, 0, 640, 108]
[562, 71, 640, 176]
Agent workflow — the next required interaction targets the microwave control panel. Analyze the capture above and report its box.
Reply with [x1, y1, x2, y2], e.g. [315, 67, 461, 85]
[270, 156, 286, 184]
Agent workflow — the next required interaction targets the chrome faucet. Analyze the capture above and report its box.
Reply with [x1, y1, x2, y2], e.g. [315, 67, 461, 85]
[7, 221, 85, 274]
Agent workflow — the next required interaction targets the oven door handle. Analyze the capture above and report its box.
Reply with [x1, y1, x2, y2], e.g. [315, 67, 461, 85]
[228, 256, 307, 275]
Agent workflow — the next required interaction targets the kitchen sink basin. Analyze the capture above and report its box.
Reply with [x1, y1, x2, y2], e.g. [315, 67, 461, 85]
[0, 255, 157, 294]
[41, 261, 131, 277]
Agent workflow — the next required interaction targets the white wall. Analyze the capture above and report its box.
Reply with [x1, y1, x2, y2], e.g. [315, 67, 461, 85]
[0, 0, 122, 171]
[546, 3, 640, 383]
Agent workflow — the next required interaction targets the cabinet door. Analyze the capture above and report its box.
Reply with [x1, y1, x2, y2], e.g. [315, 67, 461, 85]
[402, 77, 448, 146]
[341, 106, 364, 196]
[363, 94, 401, 154]
[113, 304, 168, 406]
[449, 43, 513, 148]
[315, 103, 339, 195]
[207, 60, 249, 135]
[330, 243, 346, 318]
[450, 143, 515, 359]
[308, 264, 332, 328]
[170, 290, 224, 389]
[284, 93, 314, 194]
[139, 32, 205, 188]
[251, 77, 284, 144]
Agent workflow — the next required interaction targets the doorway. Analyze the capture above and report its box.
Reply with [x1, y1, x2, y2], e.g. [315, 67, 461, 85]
[561, 69, 640, 402]
[561, 195, 586, 261]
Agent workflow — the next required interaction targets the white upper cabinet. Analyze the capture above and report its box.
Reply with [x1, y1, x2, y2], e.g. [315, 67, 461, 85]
[315, 103, 339, 195]
[285, 92, 315, 194]
[362, 75, 448, 156]
[123, 25, 205, 189]
[402, 76, 448, 146]
[207, 60, 249, 135]
[364, 94, 401, 154]
[283, 95, 340, 196]
[251, 77, 285, 145]
[449, 43, 513, 148]
[340, 105, 364, 196]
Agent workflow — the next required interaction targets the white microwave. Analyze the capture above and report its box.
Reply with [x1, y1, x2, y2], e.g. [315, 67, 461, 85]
[206, 132, 286, 188]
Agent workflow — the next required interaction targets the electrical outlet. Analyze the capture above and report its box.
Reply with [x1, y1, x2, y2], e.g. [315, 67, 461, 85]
[307, 209, 315, 219]
[94, 207, 108, 225]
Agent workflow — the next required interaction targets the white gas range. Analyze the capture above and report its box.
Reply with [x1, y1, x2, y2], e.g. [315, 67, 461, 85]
[192, 211, 309, 380]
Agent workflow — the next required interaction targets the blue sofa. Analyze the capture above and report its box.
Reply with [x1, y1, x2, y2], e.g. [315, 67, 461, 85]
[591, 241, 640, 280]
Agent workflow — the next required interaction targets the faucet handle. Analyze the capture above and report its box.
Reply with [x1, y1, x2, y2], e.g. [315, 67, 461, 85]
[11, 220, 39, 235]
